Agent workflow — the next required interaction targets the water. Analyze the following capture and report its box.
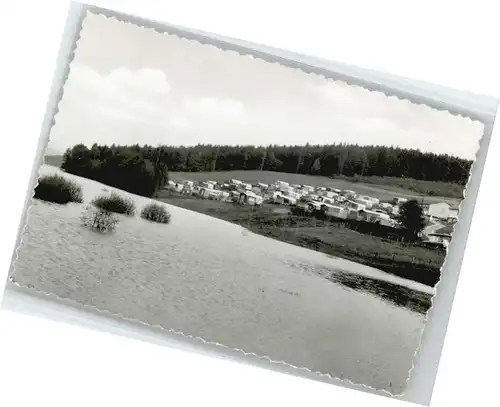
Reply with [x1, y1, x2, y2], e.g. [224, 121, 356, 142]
[12, 165, 433, 394]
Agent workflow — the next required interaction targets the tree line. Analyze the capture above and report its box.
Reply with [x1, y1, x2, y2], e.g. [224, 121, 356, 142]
[61, 144, 169, 197]
[60, 142, 472, 197]
[138, 143, 471, 184]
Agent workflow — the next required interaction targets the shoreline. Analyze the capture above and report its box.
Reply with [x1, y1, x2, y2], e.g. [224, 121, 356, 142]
[157, 192, 443, 289]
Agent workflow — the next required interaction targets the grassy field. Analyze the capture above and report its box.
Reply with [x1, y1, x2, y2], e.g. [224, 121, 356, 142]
[334, 175, 465, 200]
[156, 191, 445, 286]
[169, 170, 462, 205]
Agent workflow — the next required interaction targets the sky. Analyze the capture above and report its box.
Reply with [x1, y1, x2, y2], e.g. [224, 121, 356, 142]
[47, 12, 485, 160]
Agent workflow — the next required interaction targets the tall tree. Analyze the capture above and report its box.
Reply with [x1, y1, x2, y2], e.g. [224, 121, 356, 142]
[397, 200, 426, 242]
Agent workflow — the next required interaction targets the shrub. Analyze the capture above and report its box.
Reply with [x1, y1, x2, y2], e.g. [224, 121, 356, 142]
[140, 203, 171, 224]
[80, 205, 119, 233]
[34, 174, 83, 204]
[91, 192, 136, 216]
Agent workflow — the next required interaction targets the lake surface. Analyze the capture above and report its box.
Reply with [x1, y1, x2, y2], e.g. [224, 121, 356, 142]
[12, 165, 434, 394]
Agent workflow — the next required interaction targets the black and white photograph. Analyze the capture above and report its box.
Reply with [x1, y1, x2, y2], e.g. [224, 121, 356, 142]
[9, 11, 486, 395]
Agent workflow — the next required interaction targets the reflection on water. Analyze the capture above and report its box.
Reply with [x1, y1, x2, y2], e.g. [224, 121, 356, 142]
[288, 261, 433, 315]
[326, 272, 432, 315]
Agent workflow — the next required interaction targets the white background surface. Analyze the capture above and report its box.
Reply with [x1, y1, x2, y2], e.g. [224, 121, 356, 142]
[0, 1, 499, 406]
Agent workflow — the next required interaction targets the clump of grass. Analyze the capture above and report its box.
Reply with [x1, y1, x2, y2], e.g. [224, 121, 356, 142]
[140, 203, 171, 224]
[34, 174, 83, 204]
[80, 205, 119, 233]
[91, 192, 136, 216]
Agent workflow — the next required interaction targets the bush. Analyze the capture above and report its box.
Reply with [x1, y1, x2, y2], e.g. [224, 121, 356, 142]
[91, 192, 136, 216]
[140, 203, 171, 224]
[34, 174, 83, 204]
[80, 205, 119, 233]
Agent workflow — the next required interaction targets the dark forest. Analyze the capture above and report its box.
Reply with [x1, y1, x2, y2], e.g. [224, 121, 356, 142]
[60, 142, 472, 197]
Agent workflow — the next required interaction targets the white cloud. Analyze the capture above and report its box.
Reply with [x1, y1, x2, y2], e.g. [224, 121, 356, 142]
[64, 65, 171, 120]
[107, 68, 171, 95]
[49, 66, 175, 151]
[49, 65, 251, 151]
[183, 97, 249, 125]
[69, 65, 171, 95]
[305, 81, 484, 159]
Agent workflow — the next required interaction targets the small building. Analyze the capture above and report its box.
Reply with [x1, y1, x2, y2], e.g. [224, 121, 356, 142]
[229, 190, 240, 201]
[321, 203, 348, 219]
[275, 180, 290, 189]
[428, 202, 451, 220]
[173, 183, 185, 193]
[346, 200, 366, 212]
[378, 202, 396, 214]
[318, 196, 335, 205]
[238, 191, 263, 206]
[200, 181, 214, 190]
[238, 183, 252, 191]
[273, 194, 296, 206]
[358, 209, 392, 225]
[347, 208, 362, 220]
[355, 197, 374, 209]
[342, 190, 357, 199]
[393, 197, 408, 205]
[208, 189, 224, 200]
[286, 190, 301, 200]
[197, 188, 211, 198]
[306, 201, 323, 211]
[268, 191, 283, 203]
[359, 196, 380, 205]
[319, 190, 337, 199]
